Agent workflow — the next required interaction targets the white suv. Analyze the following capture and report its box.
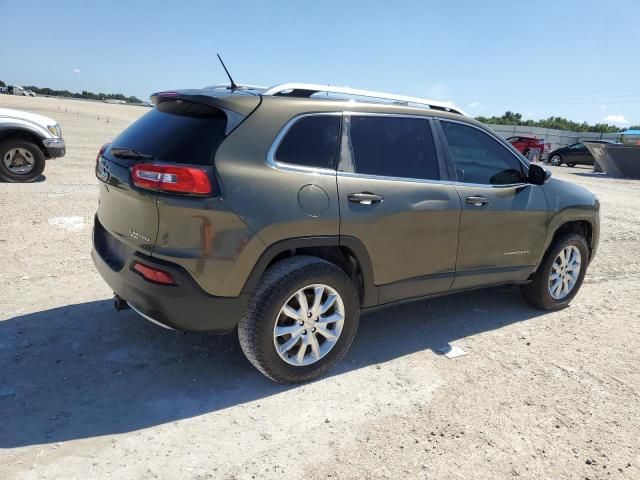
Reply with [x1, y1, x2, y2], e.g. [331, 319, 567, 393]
[0, 108, 66, 182]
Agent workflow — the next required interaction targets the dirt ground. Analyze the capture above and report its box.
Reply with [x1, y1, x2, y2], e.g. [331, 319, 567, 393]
[1, 95, 638, 480]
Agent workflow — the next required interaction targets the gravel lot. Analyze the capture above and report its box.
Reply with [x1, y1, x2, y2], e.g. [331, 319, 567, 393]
[1, 95, 638, 480]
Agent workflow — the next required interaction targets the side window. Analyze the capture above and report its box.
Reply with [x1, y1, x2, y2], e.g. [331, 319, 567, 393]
[275, 115, 341, 169]
[570, 143, 585, 150]
[441, 121, 525, 185]
[348, 116, 439, 180]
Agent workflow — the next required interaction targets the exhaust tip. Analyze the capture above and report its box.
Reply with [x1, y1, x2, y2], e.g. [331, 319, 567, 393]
[114, 294, 130, 311]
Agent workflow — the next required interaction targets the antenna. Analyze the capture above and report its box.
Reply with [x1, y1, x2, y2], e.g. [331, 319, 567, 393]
[216, 53, 238, 90]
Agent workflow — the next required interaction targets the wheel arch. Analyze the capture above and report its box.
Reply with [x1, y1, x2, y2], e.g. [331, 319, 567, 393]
[0, 128, 48, 158]
[546, 220, 594, 261]
[241, 236, 378, 307]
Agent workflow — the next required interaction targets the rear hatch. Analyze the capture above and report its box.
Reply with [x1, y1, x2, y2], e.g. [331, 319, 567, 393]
[95, 92, 250, 259]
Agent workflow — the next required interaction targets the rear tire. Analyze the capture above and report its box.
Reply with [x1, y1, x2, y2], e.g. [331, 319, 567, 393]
[238, 256, 360, 384]
[0, 139, 46, 182]
[521, 233, 589, 311]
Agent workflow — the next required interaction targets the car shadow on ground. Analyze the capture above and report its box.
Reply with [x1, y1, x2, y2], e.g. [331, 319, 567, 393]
[0, 285, 545, 448]
[0, 174, 46, 183]
[572, 172, 611, 178]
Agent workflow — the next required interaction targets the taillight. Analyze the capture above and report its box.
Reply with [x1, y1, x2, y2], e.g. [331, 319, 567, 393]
[132, 261, 175, 285]
[131, 163, 212, 195]
[96, 143, 109, 165]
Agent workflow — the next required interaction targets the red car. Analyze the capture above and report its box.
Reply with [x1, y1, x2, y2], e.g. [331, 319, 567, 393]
[506, 136, 546, 159]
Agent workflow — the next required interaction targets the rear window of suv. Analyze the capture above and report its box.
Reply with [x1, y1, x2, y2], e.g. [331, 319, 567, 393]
[108, 100, 227, 165]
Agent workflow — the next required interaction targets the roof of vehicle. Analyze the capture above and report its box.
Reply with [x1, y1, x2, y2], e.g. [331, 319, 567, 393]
[173, 82, 467, 116]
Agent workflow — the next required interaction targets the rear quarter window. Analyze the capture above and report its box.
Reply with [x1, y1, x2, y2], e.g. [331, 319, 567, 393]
[274, 115, 341, 169]
[108, 100, 227, 165]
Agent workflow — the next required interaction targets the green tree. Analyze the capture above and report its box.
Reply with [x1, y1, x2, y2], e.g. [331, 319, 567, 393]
[476, 111, 623, 133]
[22, 85, 142, 104]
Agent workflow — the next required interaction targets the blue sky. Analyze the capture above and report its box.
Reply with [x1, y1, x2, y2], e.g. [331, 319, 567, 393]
[1, 0, 638, 125]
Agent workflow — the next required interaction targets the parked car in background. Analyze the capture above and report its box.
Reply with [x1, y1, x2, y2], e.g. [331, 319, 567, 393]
[0, 108, 66, 181]
[2, 85, 30, 96]
[506, 136, 546, 159]
[92, 82, 600, 383]
[548, 140, 616, 167]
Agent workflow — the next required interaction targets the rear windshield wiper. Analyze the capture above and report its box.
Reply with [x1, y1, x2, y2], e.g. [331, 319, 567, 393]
[110, 147, 154, 160]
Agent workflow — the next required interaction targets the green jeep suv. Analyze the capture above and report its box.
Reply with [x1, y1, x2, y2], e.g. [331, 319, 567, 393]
[92, 83, 600, 383]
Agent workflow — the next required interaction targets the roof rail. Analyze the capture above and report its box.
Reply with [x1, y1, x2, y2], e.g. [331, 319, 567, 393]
[262, 83, 466, 115]
[204, 83, 267, 91]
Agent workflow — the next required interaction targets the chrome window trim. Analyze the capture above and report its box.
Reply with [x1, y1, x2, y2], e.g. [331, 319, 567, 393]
[342, 111, 435, 119]
[336, 170, 529, 189]
[436, 117, 531, 176]
[336, 170, 449, 185]
[266, 112, 342, 176]
[265, 111, 532, 189]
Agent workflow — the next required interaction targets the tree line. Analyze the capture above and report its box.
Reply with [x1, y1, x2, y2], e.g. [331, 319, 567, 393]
[476, 111, 639, 133]
[0, 80, 142, 104]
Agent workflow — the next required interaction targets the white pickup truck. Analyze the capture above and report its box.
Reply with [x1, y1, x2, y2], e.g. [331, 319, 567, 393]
[0, 108, 66, 182]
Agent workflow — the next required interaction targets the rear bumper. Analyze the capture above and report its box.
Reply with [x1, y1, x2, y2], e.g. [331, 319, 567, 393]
[92, 220, 248, 333]
[42, 138, 66, 158]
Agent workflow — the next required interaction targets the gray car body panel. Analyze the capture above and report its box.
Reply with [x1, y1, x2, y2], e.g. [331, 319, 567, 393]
[95, 90, 600, 322]
[539, 177, 600, 260]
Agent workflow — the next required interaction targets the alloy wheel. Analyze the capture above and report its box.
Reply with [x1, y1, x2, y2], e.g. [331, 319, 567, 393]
[273, 284, 345, 366]
[548, 245, 581, 300]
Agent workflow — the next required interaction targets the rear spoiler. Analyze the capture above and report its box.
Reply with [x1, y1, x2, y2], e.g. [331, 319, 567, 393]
[151, 89, 261, 134]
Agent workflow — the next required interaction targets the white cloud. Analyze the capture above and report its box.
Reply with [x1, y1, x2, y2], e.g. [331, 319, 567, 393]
[600, 105, 607, 110]
[427, 83, 450, 99]
[603, 114, 629, 125]
[468, 102, 480, 108]
[72, 68, 81, 74]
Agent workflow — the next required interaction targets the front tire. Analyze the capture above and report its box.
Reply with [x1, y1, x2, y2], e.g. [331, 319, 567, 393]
[521, 233, 589, 311]
[238, 256, 360, 384]
[0, 139, 46, 182]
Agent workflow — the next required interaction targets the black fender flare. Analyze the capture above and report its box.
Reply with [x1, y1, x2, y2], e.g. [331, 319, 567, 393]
[241, 235, 378, 307]
[537, 215, 597, 267]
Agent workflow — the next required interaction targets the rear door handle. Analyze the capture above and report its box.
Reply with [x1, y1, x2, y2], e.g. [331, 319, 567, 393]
[465, 196, 489, 207]
[347, 192, 384, 205]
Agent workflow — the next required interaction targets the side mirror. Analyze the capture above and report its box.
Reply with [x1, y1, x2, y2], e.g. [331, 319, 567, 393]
[528, 163, 551, 185]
